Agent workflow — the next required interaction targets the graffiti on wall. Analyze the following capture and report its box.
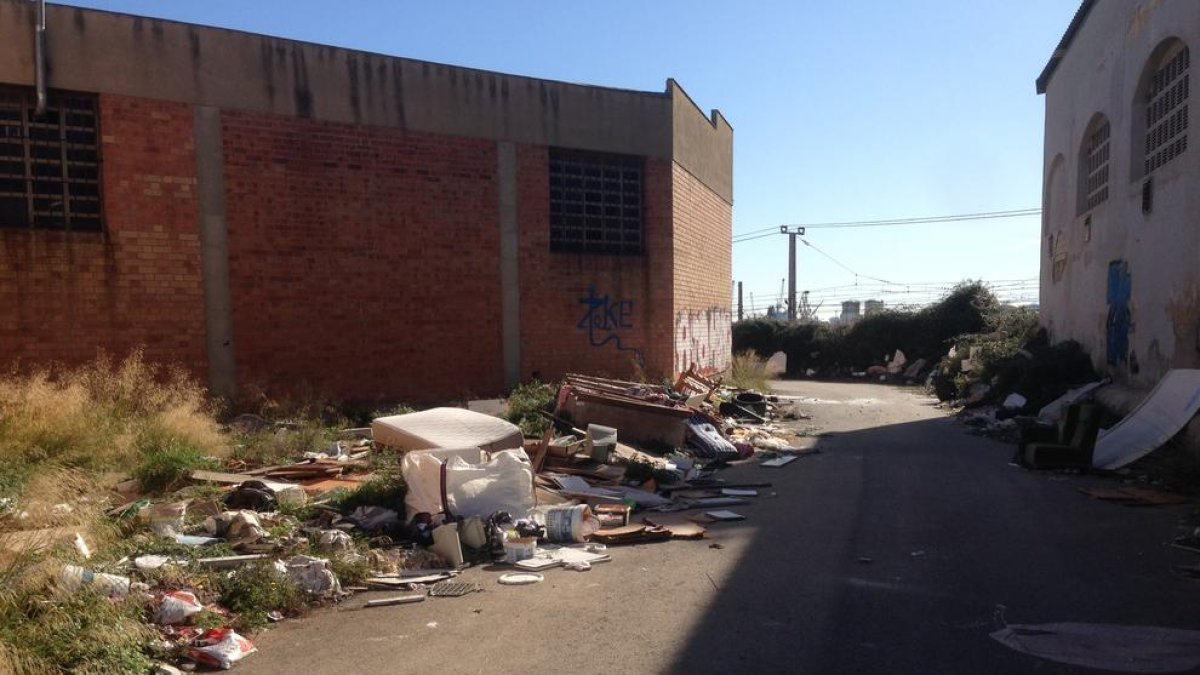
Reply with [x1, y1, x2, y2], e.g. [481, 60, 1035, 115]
[1106, 260, 1132, 367]
[675, 307, 732, 374]
[577, 286, 643, 365]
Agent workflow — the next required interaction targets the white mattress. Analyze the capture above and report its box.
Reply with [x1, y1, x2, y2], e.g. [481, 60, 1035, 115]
[371, 407, 523, 452]
[1092, 369, 1200, 469]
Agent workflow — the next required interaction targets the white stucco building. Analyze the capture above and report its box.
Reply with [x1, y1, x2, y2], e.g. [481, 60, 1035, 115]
[1038, 0, 1199, 387]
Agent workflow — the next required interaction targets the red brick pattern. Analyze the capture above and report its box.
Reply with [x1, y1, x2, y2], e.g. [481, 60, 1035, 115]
[672, 163, 733, 374]
[221, 110, 502, 402]
[0, 94, 206, 373]
[516, 146, 675, 383]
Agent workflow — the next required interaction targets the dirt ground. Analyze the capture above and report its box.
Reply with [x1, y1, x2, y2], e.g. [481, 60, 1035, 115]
[239, 381, 1200, 675]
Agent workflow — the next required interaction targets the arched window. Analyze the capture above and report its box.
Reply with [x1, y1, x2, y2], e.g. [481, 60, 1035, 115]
[1078, 114, 1110, 214]
[1135, 40, 1189, 179]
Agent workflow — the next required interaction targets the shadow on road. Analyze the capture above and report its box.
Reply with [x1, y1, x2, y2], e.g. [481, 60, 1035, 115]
[664, 415, 1200, 674]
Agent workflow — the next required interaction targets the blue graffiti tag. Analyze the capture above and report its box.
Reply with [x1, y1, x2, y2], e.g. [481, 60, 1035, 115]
[577, 286, 644, 366]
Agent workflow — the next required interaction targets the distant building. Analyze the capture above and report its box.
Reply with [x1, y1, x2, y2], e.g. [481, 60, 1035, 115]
[840, 300, 861, 324]
[864, 299, 885, 316]
[1037, 0, 1199, 385]
[0, 2, 734, 401]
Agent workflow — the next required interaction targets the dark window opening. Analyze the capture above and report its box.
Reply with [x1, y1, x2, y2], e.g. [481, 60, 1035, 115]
[0, 87, 102, 232]
[549, 148, 643, 255]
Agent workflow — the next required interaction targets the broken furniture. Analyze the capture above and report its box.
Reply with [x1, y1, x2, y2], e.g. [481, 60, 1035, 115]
[1019, 402, 1101, 470]
[557, 374, 693, 448]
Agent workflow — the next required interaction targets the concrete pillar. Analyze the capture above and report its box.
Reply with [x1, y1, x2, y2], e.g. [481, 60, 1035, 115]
[193, 106, 237, 398]
[498, 141, 521, 389]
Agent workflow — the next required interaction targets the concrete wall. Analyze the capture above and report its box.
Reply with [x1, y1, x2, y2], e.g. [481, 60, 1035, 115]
[1040, 0, 1200, 386]
[0, 2, 673, 160]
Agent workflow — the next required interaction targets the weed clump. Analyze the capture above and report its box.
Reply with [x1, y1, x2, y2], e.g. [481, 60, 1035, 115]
[504, 380, 556, 437]
[726, 351, 772, 392]
[216, 563, 307, 634]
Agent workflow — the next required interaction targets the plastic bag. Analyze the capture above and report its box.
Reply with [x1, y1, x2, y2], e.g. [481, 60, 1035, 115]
[155, 590, 203, 625]
[185, 628, 257, 670]
[402, 449, 535, 521]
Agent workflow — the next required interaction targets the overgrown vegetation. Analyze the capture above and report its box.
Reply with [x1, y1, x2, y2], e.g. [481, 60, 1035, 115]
[726, 351, 772, 392]
[734, 282, 998, 376]
[215, 562, 307, 634]
[504, 380, 556, 437]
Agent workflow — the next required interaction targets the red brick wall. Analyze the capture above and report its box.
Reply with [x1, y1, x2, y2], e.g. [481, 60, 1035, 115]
[516, 146, 674, 383]
[221, 110, 502, 402]
[672, 163, 732, 374]
[0, 94, 206, 373]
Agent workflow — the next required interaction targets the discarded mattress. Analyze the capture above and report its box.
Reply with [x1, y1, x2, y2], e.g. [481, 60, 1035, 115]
[372, 407, 523, 452]
[1091, 369, 1200, 470]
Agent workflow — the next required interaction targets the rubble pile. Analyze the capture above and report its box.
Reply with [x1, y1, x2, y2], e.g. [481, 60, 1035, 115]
[3, 369, 814, 671]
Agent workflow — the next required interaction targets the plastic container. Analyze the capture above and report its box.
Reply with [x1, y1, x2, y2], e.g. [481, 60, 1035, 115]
[586, 424, 617, 463]
[503, 536, 537, 563]
[58, 565, 133, 598]
[535, 504, 600, 543]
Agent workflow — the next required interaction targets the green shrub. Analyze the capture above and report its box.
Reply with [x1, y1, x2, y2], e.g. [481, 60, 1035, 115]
[504, 380, 556, 437]
[216, 562, 306, 633]
[132, 427, 218, 494]
[726, 351, 772, 392]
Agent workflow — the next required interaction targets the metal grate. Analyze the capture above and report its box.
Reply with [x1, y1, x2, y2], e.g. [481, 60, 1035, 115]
[1081, 119, 1109, 213]
[0, 87, 102, 231]
[1145, 46, 1189, 176]
[549, 148, 643, 255]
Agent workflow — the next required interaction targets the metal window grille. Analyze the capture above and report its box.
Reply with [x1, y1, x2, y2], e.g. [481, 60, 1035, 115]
[0, 87, 102, 231]
[549, 148, 643, 255]
[1081, 120, 1109, 212]
[1145, 46, 1189, 175]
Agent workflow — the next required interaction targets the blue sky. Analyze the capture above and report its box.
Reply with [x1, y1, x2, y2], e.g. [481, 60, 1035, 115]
[61, 0, 1081, 317]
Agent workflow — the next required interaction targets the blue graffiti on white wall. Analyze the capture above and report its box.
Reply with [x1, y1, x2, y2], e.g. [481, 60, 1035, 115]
[577, 286, 644, 365]
[1106, 260, 1132, 367]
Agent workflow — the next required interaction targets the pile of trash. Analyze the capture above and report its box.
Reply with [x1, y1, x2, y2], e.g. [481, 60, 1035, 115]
[10, 369, 813, 671]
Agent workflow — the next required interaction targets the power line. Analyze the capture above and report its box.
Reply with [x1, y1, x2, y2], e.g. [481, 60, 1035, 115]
[732, 207, 1040, 242]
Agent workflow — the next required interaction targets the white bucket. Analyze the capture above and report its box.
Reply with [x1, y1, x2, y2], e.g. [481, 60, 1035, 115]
[504, 537, 537, 563]
[542, 504, 598, 543]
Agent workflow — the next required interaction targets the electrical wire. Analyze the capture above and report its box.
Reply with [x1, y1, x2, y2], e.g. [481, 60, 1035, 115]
[732, 207, 1040, 242]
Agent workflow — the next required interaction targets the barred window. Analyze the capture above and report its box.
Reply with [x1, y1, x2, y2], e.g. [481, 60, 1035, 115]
[1144, 45, 1189, 175]
[0, 87, 102, 231]
[1079, 116, 1110, 214]
[549, 148, 643, 255]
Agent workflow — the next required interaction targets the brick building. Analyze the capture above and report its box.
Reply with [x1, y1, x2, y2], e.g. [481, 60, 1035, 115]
[0, 2, 733, 402]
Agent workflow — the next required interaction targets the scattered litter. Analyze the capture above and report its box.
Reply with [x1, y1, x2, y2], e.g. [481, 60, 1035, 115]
[721, 488, 758, 497]
[498, 572, 544, 585]
[428, 581, 482, 597]
[284, 555, 341, 596]
[135, 555, 173, 571]
[155, 591, 203, 625]
[704, 510, 745, 522]
[1078, 486, 1190, 506]
[365, 595, 426, 608]
[58, 565, 139, 598]
[990, 622, 1200, 673]
[185, 628, 257, 670]
[760, 456, 798, 468]
[857, 557, 873, 564]
[910, 550, 926, 558]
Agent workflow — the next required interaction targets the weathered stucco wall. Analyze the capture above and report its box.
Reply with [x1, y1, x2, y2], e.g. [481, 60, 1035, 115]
[1041, 0, 1200, 386]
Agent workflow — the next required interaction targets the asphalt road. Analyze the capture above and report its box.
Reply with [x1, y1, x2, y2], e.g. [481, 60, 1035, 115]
[241, 381, 1200, 674]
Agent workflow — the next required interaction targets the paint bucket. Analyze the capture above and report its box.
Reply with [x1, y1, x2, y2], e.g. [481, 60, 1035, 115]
[540, 504, 599, 543]
[504, 537, 537, 564]
[586, 424, 617, 463]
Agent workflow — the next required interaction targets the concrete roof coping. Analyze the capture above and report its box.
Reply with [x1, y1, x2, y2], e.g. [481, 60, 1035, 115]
[1036, 0, 1097, 95]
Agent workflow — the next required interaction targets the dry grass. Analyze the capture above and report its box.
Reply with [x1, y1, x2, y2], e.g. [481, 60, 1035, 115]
[726, 350, 773, 393]
[0, 352, 228, 674]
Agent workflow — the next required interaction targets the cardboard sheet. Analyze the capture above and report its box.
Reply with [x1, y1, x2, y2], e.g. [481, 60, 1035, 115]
[1091, 369, 1200, 470]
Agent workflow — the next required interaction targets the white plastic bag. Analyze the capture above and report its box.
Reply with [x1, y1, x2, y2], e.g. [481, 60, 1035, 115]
[402, 449, 534, 521]
[186, 628, 257, 670]
[155, 590, 203, 625]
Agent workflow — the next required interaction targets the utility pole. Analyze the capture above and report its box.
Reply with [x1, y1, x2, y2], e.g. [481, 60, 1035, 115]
[779, 226, 805, 322]
[737, 281, 743, 322]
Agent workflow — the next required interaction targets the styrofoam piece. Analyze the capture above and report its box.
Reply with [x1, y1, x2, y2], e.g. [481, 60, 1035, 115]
[371, 407, 523, 452]
[1092, 369, 1200, 470]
